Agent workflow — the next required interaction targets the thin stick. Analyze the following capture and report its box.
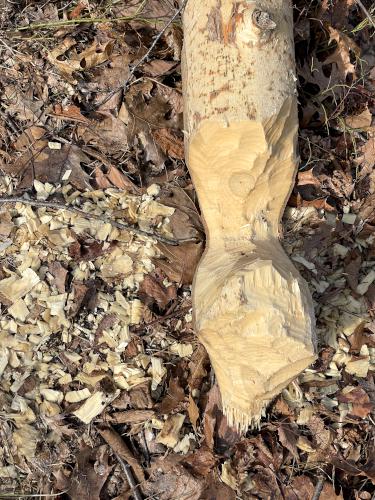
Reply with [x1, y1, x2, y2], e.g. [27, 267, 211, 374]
[312, 477, 325, 500]
[116, 454, 143, 500]
[0, 196, 186, 246]
[8, 15, 164, 32]
[93, 0, 188, 110]
[0, 491, 68, 498]
[356, 0, 375, 29]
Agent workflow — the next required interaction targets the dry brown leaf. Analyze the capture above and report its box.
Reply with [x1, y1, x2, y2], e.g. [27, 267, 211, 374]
[48, 38, 114, 84]
[321, 482, 344, 499]
[159, 377, 185, 414]
[152, 128, 185, 159]
[345, 106, 372, 129]
[338, 387, 372, 419]
[325, 27, 359, 79]
[108, 410, 155, 424]
[203, 384, 221, 450]
[5, 144, 91, 190]
[13, 126, 47, 150]
[188, 345, 209, 391]
[348, 322, 375, 352]
[285, 476, 315, 500]
[129, 381, 153, 409]
[297, 169, 321, 187]
[122, 81, 179, 171]
[188, 395, 200, 430]
[143, 60, 178, 77]
[356, 131, 375, 171]
[68, 0, 88, 19]
[115, 0, 175, 29]
[144, 456, 205, 500]
[95, 165, 138, 193]
[78, 112, 128, 153]
[156, 242, 203, 285]
[139, 274, 176, 309]
[319, 0, 356, 29]
[48, 262, 68, 294]
[307, 415, 334, 459]
[201, 471, 236, 500]
[99, 427, 145, 483]
[68, 445, 112, 500]
[277, 424, 299, 459]
[4, 86, 45, 123]
[52, 104, 90, 124]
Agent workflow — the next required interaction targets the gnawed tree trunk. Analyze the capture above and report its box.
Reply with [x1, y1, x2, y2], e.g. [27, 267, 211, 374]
[182, 0, 317, 431]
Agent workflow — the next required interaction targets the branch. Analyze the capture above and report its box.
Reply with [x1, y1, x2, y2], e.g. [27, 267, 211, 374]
[356, 0, 375, 29]
[0, 196, 190, 246]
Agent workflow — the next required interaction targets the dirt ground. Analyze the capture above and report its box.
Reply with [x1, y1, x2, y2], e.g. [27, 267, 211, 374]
[0, 0, 374, 499]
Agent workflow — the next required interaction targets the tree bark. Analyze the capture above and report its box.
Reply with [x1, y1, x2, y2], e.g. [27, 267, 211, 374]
[182, 0, 317, 430]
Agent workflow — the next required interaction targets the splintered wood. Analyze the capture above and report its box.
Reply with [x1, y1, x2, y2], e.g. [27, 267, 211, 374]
[0, 182, 191, 465]
[182, 0, 317, 429]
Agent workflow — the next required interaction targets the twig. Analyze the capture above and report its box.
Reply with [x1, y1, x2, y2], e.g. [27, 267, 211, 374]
[116, 454, 143, 500]
[93, 0, 188, 110]
[356, 0, 375, 29]
[0, 196, 188, 246]
[7, 15, 164, 32]
[0, 491, 68, 498]
[98, 427, 144, 500]
[312, 476, 325, 500]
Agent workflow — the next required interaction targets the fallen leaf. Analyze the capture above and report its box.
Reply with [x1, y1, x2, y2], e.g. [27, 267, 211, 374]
[5, 144, 91, 190]
[68, 445, 112, 500]
[188, 395, 200, 430]
[285, 476, 314, 500]
[68, 0, 88, 19]
[345, 106, 372, 129]
[48, 262, 68, 293]
[156, 242, 203, 285]
[52, 104, 90, 124]
[95, 165, 138, 192]
[325, 27, 359, 80]
[153, 128, 185, 159]
[307, 415, 334, 460]
[203, 384, 240, 452]
[77, 112, 129, 153]
[129, 381, 153, 409]
[277, 424, 299, 459]
[48, 38, 114, 84]
[139, 274, 177, 309]
[297, 169, 321, 187]
[183, 448, 216, 477]
[188, 345, 209, 391]
[356, 131, 375, 171]
[115, 0, 175, 29]
[338, 387, 372, 419]
[144, 455, 205, 500]
[143, 60, 178, 77]
[159, 377, 185, 414]
[4, 85, 44, 123]
[99, 426, 145, 483]
[348, 323, 375, 352]
[108, 410, 155, 424]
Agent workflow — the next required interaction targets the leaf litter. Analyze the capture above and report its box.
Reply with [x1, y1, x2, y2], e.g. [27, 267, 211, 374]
[0, 0, 374, 499]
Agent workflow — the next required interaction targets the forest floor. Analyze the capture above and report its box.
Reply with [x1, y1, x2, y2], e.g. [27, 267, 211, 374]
[0, 0, 374, 499]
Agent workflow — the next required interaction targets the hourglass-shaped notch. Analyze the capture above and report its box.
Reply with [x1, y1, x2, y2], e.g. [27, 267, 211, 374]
[182, 0, 317, 430]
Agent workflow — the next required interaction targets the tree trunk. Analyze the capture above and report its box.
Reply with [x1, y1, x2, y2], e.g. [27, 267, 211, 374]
[182, 0, 317, 430]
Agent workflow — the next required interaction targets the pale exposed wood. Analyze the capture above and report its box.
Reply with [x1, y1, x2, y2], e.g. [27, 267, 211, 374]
[182, 0, 317, 430]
